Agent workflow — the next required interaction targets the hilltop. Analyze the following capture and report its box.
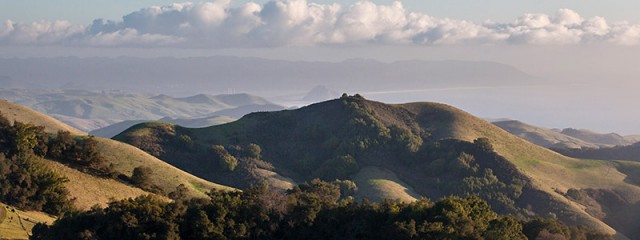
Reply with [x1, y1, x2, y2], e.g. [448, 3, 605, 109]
[0, 100, 84, 135]
[116, 95, 640, 239]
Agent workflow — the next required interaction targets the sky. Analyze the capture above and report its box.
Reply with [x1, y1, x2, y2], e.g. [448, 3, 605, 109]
[2, 0, 640, 134]
[4, 0, 640, 24]
[3, 0, 640, 48]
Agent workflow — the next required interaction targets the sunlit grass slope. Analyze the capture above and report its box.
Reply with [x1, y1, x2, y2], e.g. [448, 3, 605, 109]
[0, 203, 55, 240]
[0, 100, 234, 208]
[353, 166, 419, 203]
[0, 99, 84, 135]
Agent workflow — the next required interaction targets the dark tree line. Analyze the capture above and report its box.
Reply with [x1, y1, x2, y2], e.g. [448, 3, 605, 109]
[31, 180, 613, 240]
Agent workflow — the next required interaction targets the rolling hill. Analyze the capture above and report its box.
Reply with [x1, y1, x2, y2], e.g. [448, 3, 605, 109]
[0, 100, 233, 211]
[493, 120, 600, 149]
[494, 120, 639, 149]
[560, 128, 638, 147]
[89, 115, 236, 138]
[116, 95, 640, 239]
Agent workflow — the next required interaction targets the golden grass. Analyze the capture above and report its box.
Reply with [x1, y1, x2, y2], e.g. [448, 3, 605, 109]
[0, 99, 233, 204]
[0, 100, 85, 135]
[94, 137, 234, 199]
[353, 166, 419, 203]
[41, 159, 153, 210]
[0, 203, 55, 240]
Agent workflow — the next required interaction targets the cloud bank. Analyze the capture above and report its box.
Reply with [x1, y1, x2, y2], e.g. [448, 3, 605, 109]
[2, 0, 640, 48]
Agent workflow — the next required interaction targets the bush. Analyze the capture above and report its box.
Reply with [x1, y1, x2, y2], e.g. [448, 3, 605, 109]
[211, 145, 238, 172]
[131, 166, 153, 187]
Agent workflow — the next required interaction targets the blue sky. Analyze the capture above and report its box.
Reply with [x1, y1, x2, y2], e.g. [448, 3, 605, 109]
[3, 0, 640, 24]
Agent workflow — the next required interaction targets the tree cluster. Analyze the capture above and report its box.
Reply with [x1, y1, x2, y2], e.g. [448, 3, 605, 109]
[47, 130, 114, 177]
[31, 180, 613, 240]
[0, 113, 74, 215]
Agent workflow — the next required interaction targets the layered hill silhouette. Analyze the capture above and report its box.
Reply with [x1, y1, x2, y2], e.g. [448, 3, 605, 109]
[89, 115, 236, 138]
[493, 120, 639, 149]
[0, 89, 284, 132]
[0, 100, 231, 211]
[116, 95, 640, 239]
[559, 128, 640, 147]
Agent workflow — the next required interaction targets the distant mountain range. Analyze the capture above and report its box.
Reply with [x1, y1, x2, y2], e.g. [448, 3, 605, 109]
[493, 120, 640, 149]
[115, 95, 640, 239]
[0, 89, 285, 132]
[0, 57, 535, 94]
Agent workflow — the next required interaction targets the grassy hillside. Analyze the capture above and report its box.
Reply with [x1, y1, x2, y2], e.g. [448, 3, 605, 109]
[402, 102, 638, 191]
[116, 96, 640, 238]
[39, 160, 151, 210]
[402, 102, 640, 237]
[353, 167, 419, 203]
[0, 203, 55, 240]
[0, 100, 84, 135]
[0, 100, 233, 210]
[93, 137, 234, 198]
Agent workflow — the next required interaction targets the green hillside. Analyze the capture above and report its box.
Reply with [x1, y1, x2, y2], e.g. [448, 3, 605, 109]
[116, 95, 640, 239]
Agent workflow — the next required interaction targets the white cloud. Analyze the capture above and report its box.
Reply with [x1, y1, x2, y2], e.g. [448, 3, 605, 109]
[1, 19, 83, 45]
[2, 0, 640, 47]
